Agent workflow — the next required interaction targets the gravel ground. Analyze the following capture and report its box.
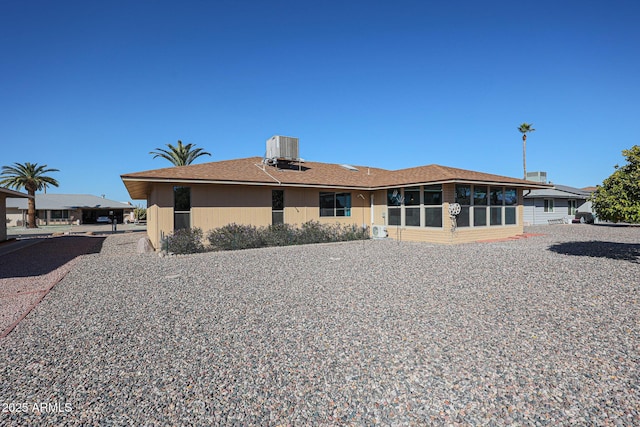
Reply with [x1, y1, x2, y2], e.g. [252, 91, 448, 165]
[0, 224, 638, 425]
[0, 236, 106, 338]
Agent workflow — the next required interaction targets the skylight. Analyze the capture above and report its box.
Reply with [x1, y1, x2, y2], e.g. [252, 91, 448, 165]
[339, 164, 359, 172]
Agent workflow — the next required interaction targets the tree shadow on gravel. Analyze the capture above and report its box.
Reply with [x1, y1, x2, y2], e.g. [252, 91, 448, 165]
[548, 241, 640, 263]
[0, 236, 106, 278]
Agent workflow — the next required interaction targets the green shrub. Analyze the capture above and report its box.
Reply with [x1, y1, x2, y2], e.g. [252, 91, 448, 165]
[134, 206, 147, 221]
[207, 224, 263, 250]
[206, 221, 369, 252]
[299, 220, 329, 243]
[165, 227, 204, 254]
[269, 223, 304, 246]
[339, 224, 369, 241]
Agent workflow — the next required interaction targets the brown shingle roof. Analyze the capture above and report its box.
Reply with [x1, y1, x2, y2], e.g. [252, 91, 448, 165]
[121, 157, 549, 199]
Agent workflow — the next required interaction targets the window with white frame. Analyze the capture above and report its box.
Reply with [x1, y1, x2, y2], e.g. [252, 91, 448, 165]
[386, 186, 443, 228]
[174, 186, 191, 230]
[453, 184, 517, 227]
[544, 199, 554, 213]
[455, 184, 471, 227]
[50, 210, 70, 220]
[383, 185, 515, 229]
[489, 187, 504, 225]
[387, 188, 402, 226]
[473, 185, 488, 226]
[424, 185, 443, 227]
[504, 188, 517, 225]
[404, 187, 421, 226]
[320, 192, 351, 217]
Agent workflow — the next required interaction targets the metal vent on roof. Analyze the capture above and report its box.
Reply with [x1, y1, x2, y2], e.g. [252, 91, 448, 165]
[266, 135, 300, 162]
[340, 164, 358, 171]
[526, 171, 547, 183]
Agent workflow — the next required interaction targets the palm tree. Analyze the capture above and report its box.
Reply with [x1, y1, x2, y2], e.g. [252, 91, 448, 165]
[149, 140, 211, 166]
[518, 123, 535, 178]
[0, 162, 60, 228]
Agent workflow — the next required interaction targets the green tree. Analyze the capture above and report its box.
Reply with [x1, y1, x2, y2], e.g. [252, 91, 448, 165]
[518, 123, 536, 178]
[0, 162, 60, 228]
[149, 140, 211, 166]
[134, 206, 147, 221]
[591, 145, 640, 223]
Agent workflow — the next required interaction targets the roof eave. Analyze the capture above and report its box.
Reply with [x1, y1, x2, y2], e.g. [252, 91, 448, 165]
[0, 188, 33, 198]
[121, 176, 374, 192]
[372, 179, 552, 190]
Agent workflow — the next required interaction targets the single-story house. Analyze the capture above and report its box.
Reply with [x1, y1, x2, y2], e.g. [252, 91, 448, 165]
[121, 138, 549, 248]
[1, 187, 31, 242]
[523, 184, 594, 225]
[6, 194, 134, 226]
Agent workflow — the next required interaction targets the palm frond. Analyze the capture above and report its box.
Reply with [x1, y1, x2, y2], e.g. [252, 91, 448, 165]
[518, 122, 535, 133]
[0, 162, 60, 194]
[150, 140, 211, 166]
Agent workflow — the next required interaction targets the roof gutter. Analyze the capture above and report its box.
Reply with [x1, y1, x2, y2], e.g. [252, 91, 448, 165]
[121, 177, 552, 191]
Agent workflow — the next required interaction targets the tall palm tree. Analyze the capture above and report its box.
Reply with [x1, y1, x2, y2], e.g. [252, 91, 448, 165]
[518, 123, 535, 179]
[0, 162, 60, 228]
[149, 140, 211, 166]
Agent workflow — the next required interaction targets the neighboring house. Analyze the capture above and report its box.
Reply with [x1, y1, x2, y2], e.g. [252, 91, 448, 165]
[523, 184, 594, 225]
[1, 187, 31, 241]
[121, 137, 549, 248]
[6, 194, 133, 226]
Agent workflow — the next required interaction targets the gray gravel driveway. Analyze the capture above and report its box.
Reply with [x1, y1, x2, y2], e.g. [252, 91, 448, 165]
[1, 225, 638, 425]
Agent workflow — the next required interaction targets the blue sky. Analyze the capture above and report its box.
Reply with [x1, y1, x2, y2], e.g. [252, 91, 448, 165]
[2, 0, 639, 203]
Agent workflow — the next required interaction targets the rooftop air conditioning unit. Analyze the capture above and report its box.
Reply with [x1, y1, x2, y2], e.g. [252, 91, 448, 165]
[526, 171, 547, 183]
[372, 225, 388, 239]
[266, 135, 299, 161]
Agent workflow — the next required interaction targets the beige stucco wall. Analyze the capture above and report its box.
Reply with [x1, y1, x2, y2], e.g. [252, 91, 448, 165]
[146, 184, 373, 248]
[144, 182, 526, 248]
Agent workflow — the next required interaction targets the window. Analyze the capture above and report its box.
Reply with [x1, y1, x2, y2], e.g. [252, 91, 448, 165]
[568, 200, 577, 215]
[504, 188, 517, 206]
[387, 188, 402, 226]
[405, 208, 421, 226]
[320, 192, 351, 217]
[424, 185, 443, 228]
[272, 190, 284, 224]
[489, 187, 504, 225]
[423, 185, 442, 205]
[452, 185, 518, 228]
[455, 185, 471, 227]
[490, 206, 503, 225]
[544, 199, 554, 213]
[174, 186, 191, 230]
[335, 193, 351, 217]
[404, 187, 420, 226]
[474, 206, 487, 226]
[386, 187, 426, 227]
[473, 186, 488, 226]
[505, 207, 516, 225]
[50, 210, 69, 220]
[504, 187, 517, 225]
[383, 185, 446, 228]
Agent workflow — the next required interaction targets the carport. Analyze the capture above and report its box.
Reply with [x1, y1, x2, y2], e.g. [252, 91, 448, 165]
[1, 187, 31, 241]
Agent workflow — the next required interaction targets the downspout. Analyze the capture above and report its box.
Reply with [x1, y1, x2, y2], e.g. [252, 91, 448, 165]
[370, 193, 374, 225]
[524, 189, 532, 225]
